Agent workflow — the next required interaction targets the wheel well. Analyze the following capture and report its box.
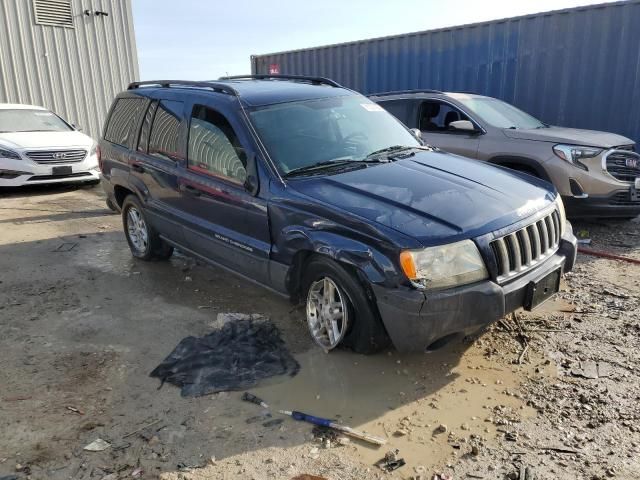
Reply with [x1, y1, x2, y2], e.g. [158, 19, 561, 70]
[113, 185, 135, 208]
[489, 157, 548, 180]
[286, 251, 374, 302]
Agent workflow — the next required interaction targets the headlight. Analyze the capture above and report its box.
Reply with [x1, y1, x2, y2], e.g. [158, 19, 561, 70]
[400, 239, 488, 290]
[555, 195, 567, 236]
[0, 147, 21, 160]
[552, 144, 601, 170]
[89, 143, 98, 156]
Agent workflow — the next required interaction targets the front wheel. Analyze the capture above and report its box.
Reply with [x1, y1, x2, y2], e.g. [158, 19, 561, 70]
[122, 195, 173, 261]
[302, 257, 390, 354]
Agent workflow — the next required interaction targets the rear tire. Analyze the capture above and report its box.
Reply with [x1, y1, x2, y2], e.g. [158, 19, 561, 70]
[302, 257, 390, 354]
[122, 195, 173, 261]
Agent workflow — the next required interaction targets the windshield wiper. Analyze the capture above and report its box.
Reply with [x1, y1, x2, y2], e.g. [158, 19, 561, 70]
[284, 156, 393, 178]
[365, 145, 413, 159]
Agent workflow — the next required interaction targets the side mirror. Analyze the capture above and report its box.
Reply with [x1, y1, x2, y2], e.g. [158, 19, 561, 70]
[449, 120, 477, 132]
[410, 128, 422, 140]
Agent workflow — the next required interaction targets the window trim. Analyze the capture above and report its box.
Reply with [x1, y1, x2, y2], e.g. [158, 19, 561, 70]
[186, 104, 248, 187]
[418, 98, 485, 135]
[136, 100, 158, 154]
[103, 97, 148, 149]
[147, 99, 185, 163]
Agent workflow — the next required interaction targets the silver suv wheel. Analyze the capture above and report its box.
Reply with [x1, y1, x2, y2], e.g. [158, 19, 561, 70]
[306, 276, 349, 350]
[126, 206, 149, 253]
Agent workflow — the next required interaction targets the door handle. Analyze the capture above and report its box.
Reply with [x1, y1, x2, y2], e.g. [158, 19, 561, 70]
[182, 184, 201, 197]
[131, 163, 145, 173]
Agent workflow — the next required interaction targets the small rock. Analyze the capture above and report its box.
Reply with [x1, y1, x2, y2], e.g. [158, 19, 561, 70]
[461, 423, 470, 431]
[471, 445, 480, 456]
[394, 428, 409, 437]
[435, 424, 448, 434]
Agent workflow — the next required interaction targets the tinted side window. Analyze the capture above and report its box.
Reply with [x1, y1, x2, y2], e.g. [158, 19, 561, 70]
[148, 100, 184, 161]
[137, 101, 158, 153]
[104, 98, 147, 147]
[378, 100, 410, 124]
[419, 101, 469, 132]
[187, 105, 247, 184]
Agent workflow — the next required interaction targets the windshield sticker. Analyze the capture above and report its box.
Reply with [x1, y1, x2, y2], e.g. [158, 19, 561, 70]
[361, 103, 384, 112]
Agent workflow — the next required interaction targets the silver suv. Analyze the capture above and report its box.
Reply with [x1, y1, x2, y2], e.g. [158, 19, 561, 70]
[371, 91, 640, 218]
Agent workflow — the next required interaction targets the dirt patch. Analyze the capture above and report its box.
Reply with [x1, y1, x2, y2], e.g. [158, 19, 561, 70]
[0, 186, 639, 480]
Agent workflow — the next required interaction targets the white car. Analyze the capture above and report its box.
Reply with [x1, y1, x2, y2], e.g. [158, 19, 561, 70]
[0, 103, 100, 187]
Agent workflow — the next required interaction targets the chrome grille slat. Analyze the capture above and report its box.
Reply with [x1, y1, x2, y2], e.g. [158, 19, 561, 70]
[491, 209, 561, 283]
[494, 238, 510, 277]
[26, 149, 87, 164]
[604, 149, 640, 183]
[529, 224, 541, 260]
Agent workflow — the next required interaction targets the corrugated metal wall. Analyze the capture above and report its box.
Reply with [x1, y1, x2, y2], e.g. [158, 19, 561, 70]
[252, 1, 640, 146]
[0, 0, 139, 139]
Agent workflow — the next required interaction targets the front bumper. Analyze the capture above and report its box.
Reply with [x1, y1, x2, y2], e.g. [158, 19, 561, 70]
[373, 232, 577, 352]
[0, 155, 100, 187]
[563, 190, 640, 218]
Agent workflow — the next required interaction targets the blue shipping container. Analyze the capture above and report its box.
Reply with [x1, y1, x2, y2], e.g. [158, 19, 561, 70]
[252, 1, 640, 146]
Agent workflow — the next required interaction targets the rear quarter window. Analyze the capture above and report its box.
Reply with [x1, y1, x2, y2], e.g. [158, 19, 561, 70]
[104, 98, 147, 148]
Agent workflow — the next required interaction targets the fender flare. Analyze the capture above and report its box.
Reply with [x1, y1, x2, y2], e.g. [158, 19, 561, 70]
[277, 226, 403, 295]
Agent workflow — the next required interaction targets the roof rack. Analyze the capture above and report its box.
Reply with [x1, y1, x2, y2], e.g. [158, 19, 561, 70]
[127, 80, 238, 96]
[218, 74, 342, 88]
[368, 89, 443, 97]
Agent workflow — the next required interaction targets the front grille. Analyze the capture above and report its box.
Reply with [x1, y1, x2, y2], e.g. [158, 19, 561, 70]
[491, 210, 561, 282]
[604, 149, 640, 182]
[26, 149, 87, 164]
[609, 191, 640, 206]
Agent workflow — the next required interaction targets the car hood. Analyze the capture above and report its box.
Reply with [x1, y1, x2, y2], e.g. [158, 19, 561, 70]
[0, 131, 94, 150]
[290, 150, 557, 246]
[502, 126, 633, 148]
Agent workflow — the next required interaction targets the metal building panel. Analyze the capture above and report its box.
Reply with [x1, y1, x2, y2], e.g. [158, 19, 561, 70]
[0, 0, 139, 139]
[252, 1, 640, 146]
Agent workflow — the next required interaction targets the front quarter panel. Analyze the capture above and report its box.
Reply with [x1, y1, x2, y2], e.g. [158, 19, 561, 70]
[268, 182, 420, 290]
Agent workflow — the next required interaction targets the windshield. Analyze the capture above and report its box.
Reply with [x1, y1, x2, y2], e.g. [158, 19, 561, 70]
[453, 96, 546, 129]
[0, 109, 73, 133]
[249, 95, 419, 174]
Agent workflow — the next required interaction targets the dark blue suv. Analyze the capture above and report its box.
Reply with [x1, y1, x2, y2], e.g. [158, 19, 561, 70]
[100, 75, 577, 354]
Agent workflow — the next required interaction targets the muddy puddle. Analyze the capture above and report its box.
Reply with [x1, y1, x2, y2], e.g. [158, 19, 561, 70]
[248, 336, 539, 472]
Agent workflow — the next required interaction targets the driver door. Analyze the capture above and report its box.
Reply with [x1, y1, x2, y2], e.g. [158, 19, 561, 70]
[418, 100, 480, 159]
[176, 99, 270, 284]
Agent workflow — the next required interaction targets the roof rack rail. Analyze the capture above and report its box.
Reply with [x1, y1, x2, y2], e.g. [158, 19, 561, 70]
[219, 74, 342, 88]
[127, 80, 238, 96]
[368, 89, 443, 97]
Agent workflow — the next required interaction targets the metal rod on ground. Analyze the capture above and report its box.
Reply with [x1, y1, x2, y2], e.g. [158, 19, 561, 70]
[241, 392, 269, 409]
[279, 410, 387, 446]
[577, 247, 640, 265]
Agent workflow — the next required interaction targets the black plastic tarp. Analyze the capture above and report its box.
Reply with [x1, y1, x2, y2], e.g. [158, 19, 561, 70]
[150, 316, 300, 397]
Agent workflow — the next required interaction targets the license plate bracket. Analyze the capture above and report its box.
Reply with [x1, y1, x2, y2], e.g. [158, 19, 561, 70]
[52, 166, 72, 176]
[631, 180, 640, 201]
[524, 268, 561, 311]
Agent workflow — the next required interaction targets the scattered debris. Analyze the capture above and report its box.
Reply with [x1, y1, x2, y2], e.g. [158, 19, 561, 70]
[375, 449, 406, 472]
[571, 360, 611, 379]
[83, 438, 111, 452]
[122, 418, 162, 438]
[65, 405, 84, 415]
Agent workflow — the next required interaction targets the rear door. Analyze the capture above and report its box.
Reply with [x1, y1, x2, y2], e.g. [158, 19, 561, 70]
[176, 96, 270, 284]
[129, 96, 187, 242]
[418, 100, 480, 158]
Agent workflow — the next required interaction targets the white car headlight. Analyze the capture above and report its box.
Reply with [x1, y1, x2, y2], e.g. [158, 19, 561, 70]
[400, 239, 488, 290]
[552, 144, 602, 170]
[89, 142, 98, 156]
[0, 147, 22, 160]
[555, 195, 567, 236]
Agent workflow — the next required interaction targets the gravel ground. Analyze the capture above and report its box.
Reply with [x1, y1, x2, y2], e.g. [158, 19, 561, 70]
[0, 185, 638, 480]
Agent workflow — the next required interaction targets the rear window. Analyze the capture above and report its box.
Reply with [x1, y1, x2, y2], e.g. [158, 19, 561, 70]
[104, 98, 147, 147]
[148, 100, 184, 161]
